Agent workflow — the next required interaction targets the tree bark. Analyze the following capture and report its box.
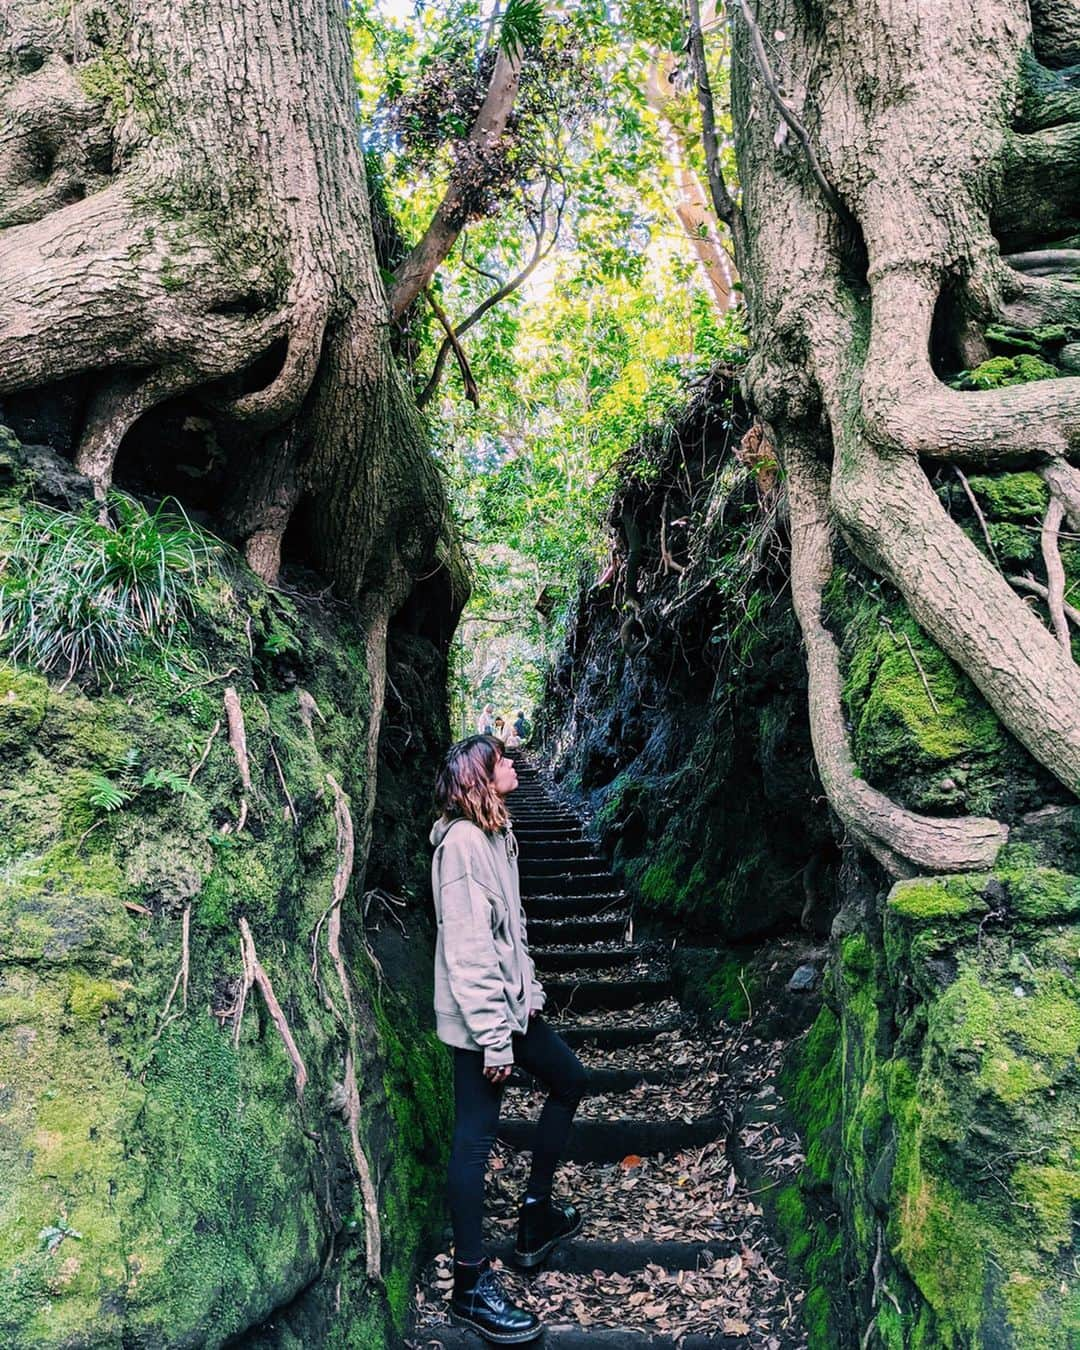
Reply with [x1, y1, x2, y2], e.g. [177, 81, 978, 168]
[0, 0, 463, 623]
[729, 0, 1080, 869]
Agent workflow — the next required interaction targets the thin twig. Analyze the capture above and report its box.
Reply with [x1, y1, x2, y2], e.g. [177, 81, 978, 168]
[149, 904, 191, 1046]
[736, 970, 754, 1022]
[268, 737, 299, 826]
[188, 718, 222, 784]
[176, 666, 238, 700]
[730, 0, 850, 224]
[953, 467, 999, 569]
[881, 615, 940, 714]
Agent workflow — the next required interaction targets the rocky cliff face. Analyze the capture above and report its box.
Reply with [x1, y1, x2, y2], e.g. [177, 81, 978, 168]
[0, 430, 451, 1348]
[539, 377, 1080, 1347]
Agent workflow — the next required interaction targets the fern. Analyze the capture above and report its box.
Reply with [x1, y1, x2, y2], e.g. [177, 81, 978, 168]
[86, 773, 134, 813]
[141, 766, 200, 798]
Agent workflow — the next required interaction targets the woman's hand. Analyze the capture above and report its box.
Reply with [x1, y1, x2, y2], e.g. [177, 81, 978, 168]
[484, 1064, 513, 1085]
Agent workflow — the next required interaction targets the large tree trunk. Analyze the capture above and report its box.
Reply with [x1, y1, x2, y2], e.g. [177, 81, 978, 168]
[730, 0, 1080, 871]
[0, 0, 457, 623]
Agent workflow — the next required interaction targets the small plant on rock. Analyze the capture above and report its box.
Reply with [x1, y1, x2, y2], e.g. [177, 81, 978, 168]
[0, 493, 219, 680]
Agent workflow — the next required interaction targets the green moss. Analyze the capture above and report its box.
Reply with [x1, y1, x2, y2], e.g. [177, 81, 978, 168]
[956, 355, 1060, 390]
[697, 953, 759, 1023]
[987, 520, 1038, 562]
[0, 666, 47, 752]
[67, 971, 124, 1020]
[966, 471, 1050, 521]
[996, 865, 1080, 922]
[1012, 1164, 1080, 1250]
[887, 875, 988, 922]
[0, 489, 439, 1347]
[782, 1007, 841, 1184]
[850, 620, 1003, 772]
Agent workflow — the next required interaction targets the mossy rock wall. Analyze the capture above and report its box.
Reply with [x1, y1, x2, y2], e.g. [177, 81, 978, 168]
[779, 851, 1080, 1350]
[539, 372, 832, 940]
[0, 437, 452, 1348]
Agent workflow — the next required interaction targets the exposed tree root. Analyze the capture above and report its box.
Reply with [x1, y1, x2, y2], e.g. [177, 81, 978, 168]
[787, 440, 1008, 875]
[235, 917, 309, 1100]
[74, 367, 194, 500]
[1040, 497, 1071, 650]
[1008, 574, 1080, 629]
[310, 774, 382, 1280]
[1040, 459, 1080, 532]
[298, 688, 326, 735]
[224, 686, 252, 831]
[151, 904, 192, 1045]
[188, 719, 222, 785]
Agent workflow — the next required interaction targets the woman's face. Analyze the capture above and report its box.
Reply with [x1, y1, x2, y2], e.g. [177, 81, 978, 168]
[492, 751, 518, 797]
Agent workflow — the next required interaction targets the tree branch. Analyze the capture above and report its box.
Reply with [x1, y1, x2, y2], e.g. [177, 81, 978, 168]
[422, 289, 479, 407]
[416, 184, 563, 409]
[684, 0, 742, 241]
[387, 39, 525, 318]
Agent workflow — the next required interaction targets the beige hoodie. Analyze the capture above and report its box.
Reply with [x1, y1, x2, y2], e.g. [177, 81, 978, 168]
[430, 815, 546, 1067]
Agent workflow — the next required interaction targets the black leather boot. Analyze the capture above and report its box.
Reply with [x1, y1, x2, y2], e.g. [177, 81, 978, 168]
[513, 1196, 583, 1269]
[450, 1258, 542, 1344]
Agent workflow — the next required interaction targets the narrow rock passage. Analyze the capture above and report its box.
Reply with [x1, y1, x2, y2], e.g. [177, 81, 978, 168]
[410, 758, 808, 1349]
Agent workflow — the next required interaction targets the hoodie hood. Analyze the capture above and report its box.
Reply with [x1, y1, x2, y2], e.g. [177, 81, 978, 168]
[429, 814, 463, 847]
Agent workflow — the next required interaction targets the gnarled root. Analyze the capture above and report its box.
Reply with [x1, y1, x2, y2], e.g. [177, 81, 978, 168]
[311, 774, 381, 1280]
[223, 686, 252, 832]
[234, 917, 309, 1100]
[786, 439, 1008, 875]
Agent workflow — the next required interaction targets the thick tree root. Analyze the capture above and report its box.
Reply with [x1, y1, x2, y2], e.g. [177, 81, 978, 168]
[787, 440, 1008, 875]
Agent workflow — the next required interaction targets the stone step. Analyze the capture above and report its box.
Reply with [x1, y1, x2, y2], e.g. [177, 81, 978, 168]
[514, 829, 586, 845]
[498, 1111, 726, 1163]
[528, 915, 629, 945]
[520, 873, 620, 897]
[519, 856, 607, 877]
[516, 840, 598, 861]
[532, 945, 651, 972]
[550, 1018, 683, 1050]
[544, 978, 672, 1014]
[523, 893, 626, 920]
[510, 1064, 678, 1093]
[429, 1319, 742, 1349]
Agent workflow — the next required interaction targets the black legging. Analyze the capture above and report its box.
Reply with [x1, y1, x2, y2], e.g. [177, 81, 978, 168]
[448, 1015, 589, 1263]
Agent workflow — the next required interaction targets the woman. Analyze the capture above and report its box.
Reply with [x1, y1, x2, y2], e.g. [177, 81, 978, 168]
[431, 735, 588, 1344]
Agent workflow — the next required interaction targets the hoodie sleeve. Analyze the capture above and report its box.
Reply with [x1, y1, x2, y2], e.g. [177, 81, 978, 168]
[437, 858, 515, 1067]
[520, 904, 546, 1013]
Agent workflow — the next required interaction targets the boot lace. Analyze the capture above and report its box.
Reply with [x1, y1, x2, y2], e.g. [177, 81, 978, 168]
[476, 1265, 511, 1310]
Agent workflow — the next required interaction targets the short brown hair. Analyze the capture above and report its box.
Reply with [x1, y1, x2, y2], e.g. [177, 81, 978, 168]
[434, 735, 508, 833]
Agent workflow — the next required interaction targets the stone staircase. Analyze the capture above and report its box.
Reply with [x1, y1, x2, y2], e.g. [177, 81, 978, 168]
[410, 756, 807, 1349]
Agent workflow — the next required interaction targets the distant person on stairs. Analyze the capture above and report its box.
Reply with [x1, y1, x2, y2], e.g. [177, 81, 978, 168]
[431, 734, 588, 1345]
[477, 703, 496, 735]
[512, 709, 530, 743]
